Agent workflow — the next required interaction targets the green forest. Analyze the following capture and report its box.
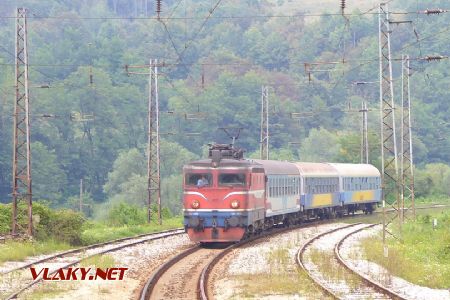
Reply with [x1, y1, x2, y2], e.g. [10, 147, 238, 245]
[0, 0, 449, 217]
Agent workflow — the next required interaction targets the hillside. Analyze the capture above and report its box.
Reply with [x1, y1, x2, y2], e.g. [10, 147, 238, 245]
[0, 0, 449, 213]
[267, 0, 380, 14]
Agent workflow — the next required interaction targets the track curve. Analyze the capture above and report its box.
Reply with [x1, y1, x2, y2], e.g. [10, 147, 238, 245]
[297, 223, 406, 300]
[334, 225, 407, 300]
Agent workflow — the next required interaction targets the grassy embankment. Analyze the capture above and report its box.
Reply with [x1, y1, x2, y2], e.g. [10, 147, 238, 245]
[0, 209, 182, 263]
[80, 216, 182, 245]
[360, 207, 450, 289]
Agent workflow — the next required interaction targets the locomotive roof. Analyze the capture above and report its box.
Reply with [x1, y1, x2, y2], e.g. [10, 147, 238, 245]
[293, 162, 339, 177]
[252, 159, 299, 175]
[327, 163, 381, 177]
[184, 158, 259, 169]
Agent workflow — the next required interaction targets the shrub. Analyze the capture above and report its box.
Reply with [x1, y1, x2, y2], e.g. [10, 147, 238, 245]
[48, 209, 85, 245]
[0, 202, 85, 245]
[107, 202, 146, 226]
[0, 204, 10, 234]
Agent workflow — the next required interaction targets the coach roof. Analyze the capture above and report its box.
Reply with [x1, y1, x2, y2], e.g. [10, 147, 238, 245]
[252, 160, 299, 175]
[327, 163, 381, 177]
[293, 162, 339, 177]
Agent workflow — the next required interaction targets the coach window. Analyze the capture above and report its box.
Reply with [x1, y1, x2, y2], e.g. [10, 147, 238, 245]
[280, 177, 284, 196]
[285, 177, 288, 195]
[273, 178, 276, 197]
[185, 173, 212, 187]
[280, 177, 283, 196]
[278, 177, 281, 196]
[268, 178, 272, 196]
[277, 177, 280, 197]
[219, 173, 246, 186]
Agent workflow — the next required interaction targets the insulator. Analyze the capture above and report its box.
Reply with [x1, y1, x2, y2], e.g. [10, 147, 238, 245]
[156, 0, 162, 15]
[340, 0, 345, 10]
[422, 55, 447, 61]
[422, 8, 448, 15]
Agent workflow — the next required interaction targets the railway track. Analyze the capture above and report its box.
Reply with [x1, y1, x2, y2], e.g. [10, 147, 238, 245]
[139, 244, 227, 300]
[296, 223, 406, 300]
[139, 223, 306, 300]
[2, 228, 184, 299]
[140, 220, 336, 300]
[139, 204, 450, 300]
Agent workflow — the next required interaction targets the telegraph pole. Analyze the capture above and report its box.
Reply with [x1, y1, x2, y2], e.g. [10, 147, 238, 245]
[79, 179, 83, 213]
[379, 3, 400, 245]
[260, 86, 269, 160]
[360, 100, 369, 164]
[12, 8, 32, 237]
[126, 60, 162, 225]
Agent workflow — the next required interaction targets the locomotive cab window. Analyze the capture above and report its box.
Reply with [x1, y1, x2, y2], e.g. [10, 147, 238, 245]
[185, 173, 212, 187]
[219, 173, 246, 186]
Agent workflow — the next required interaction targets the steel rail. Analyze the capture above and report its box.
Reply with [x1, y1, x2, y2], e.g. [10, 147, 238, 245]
[296, 223, 361, 299]
[1, 227, 183, 275]
[139, 245, 202, 300]
[199, 218, 349, 300]
[132, 203, 450, 300]
[5, 229, 184, 299]
[139, 219, 330, 300]
[334, 224, 407, 300]
[198, 234, 259, 300]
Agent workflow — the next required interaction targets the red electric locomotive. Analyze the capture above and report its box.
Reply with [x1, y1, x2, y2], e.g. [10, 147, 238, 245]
[183, 144, 265, 242]
[183, 143, 381, 243]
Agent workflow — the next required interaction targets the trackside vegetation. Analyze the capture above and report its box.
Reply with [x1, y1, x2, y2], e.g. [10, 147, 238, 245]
[0, 202, 182, 264]
[361, 209, 450, 289]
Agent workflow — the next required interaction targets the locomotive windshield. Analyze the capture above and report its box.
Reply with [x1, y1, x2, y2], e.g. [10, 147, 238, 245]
[219, 173, 246, 186]
[185, 173, 212, 187]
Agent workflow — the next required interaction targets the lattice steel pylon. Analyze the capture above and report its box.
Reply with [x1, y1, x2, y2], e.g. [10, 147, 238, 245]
[260, 86, 269, 160]
[147, 59, 161, 225]
[360, 100, 369, 164]
[12, 8, 33, 236]
[125, 59, 162, 225]
[400, 55, 415, 222]
[379, 3, 401, 244]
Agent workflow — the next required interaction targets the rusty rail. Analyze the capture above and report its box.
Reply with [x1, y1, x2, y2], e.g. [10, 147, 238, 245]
[5, 228, 184, 299]
[334, 224, 407, 300]
[296, 223, 361, 299]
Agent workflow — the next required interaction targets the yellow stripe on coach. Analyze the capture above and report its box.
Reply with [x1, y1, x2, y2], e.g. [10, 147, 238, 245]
[312, 193, 333, 207]
[351, 190, 375, 202]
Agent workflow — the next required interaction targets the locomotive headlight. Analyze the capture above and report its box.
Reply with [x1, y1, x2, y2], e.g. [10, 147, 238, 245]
[191, 200, 200, 209]
[230, 199, 240, 209]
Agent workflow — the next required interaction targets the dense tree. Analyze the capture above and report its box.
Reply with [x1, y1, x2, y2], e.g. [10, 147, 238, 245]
[0, 0, 449, 213]
[31, 142, 67, 203]
[299, 128, 339, 162]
